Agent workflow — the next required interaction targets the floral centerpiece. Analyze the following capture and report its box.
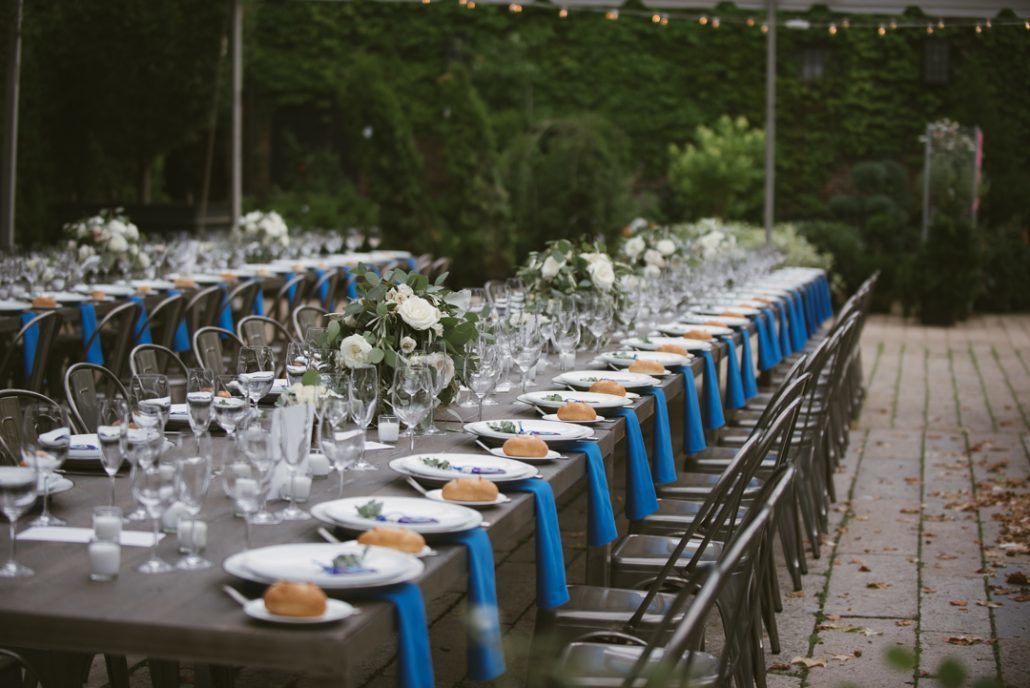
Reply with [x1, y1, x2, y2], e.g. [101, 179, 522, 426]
[64, 208, 149, 273]
[233, 210, 290, 262]
[621, 224, 684, 278]
[323, 268, 478, 410]
[517, 237, 631, 303]
[675, 218, 741, 261]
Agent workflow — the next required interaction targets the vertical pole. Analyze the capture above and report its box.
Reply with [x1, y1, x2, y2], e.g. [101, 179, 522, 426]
[1, 0, 24, 250]
[229, 0, 243, 229]
[762, 0, 777, 245]
[921, 126, 931, 242]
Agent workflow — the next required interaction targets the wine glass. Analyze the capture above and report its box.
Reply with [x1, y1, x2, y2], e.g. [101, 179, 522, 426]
[319, 413, 364, 495]
[130, 374, 171, 436]
[0, 466, 38, 578]
[416, 341, 449, 435]
[236, 414, 282, 525]
[285, 342, 309, 385]
[186, 368, 215, 440]
[97, 398, 129, 507]
[304, 327, 328, 371]
[506, 277, 526, 317]
[348, 365, 378, 471]
[391, 364, 432, 453]
[213, 375, 248, 441]
[278, 405, 313, 520]
[21, 402, 70, 528]
[468, 343, 500, 422]
[174, 454, 212, 570]
[131, 463, 175, 574]
[238, 346, 276, 411]
[513, 323, 543, 394]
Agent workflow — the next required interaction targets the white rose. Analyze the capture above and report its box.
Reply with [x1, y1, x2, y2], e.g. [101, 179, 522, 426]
[397, 295, 441, 331]
[656, 239, 676, 256]
[386, 284, 414, 304]
[541, 255, 564, 281]
[587, 259, 616, 291]
[413, 352, 455, 389]
[137, 253, 151, 269]
[289, 383, 325, 406]
[107, 234, 129, 253]
[338, 334, 372, 369]
[580, 251, 606, 266]
[624, 236, 645, 259]
[643, 265, 661, 278]
[107, 219, 127, 237]
[124, 223, 140, 241]
[432, 323, 444, 337]
[400, 336, 417, 354]
[643, 248, 665, 268]
[77, 244, 95, 260]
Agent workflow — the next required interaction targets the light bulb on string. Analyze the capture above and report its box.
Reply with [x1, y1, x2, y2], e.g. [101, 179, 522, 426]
[926, 23, 934, 34]
[878, 24, 886, 36]
[711, 17, 720, 29]
[698, 15, 708, 26]
[746, 17, 755, 27]
[651, 13, 661, 24]
[467, 1, 476, 8]
[605, 9, 618, 21]
[828, 23, 838, 36]
[985, 19, 992, 29]
[660, 16, 669, 26]
[558, 7, 568, 18]
[841, 18, 850, 30]
[507, 3, 522, 13]
[975, 23, 982, 34]
[889, 19, 898, 30]
[760, 22, 769, 34]
[937, 19, 945, 30]
[458, 0, 466, 5]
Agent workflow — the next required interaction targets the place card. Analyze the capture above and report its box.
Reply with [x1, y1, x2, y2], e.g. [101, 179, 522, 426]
[17, 526, 163, 547]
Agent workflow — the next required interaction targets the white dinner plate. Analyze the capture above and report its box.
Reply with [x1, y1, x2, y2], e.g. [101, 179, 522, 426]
[486, 446, 565, 462]
[392, 453, 538, 483]
[598, 350, 691, 369]
[243, 597, 357, 625]
[681, 313, 751, 327]
[313, 496, 482, 534]
[68, 433, 101, 460]
[34, 291, 88, 304]
[656, 322, 733, 337]
[39, 474, 73, 496]
[424, 489, 510, 508]
[130, 279, 175, 291]
[540, 413, 605, 424]
[166, 272, 224, 285]
[691, 304, 760, 317]
[621, 336, 712, 352]
[224, 547, 421, 591]
[553, 370, 659, 391]
[240, 542, 421, 589]
[0, 299, 32, 312]
[463, 418, 594, 443]
[73, 284, 137, 297]
[517, 390, 631, 411]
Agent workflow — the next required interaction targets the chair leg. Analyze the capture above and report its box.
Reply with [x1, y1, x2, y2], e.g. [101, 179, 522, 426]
[147, 659, 180, 688]
[104, 655, 131, 688]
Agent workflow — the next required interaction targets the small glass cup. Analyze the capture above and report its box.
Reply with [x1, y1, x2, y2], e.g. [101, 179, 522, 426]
[92, 506, 123, 543]
[89, 540, 120, 581]
[377, 414, 399, 443]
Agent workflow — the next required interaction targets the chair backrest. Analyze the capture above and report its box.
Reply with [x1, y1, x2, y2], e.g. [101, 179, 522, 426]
[192, 327, 243, 376]
[429, 257, 451, 282]
[0, 311, 63, 393]
[0, 389, 64, 464]
[237, 315, 295, 348]
[311, 269, 341, 311]
[223, 280, 260, 324]
[274, 274, 311, 324]
[414, 253, 433, 274]
[64, 363, 130, 433]
[85, 300, 140, 380]
[291, 305, 327, 341]
[130, 344, 189, 380]
[135, 294, 185, 351]
[184, 285, 224, 334]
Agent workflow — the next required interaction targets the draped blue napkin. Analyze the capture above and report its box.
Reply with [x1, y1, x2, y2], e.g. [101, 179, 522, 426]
[284, 271, 299, 305]
[820, 274, 834, 322]
[366, 583, 435, 688]
[406, 257, 418, 271]
[313, 268, 331, 309]
[566, 441, 617, 546]
[251, 279, 265, 316]
[167, 289, 191, 353]
[761, 307, 782, 365]
[670, 365, 706, 454]
[754, 312, 775, 371]
[79, 302, 104, 364]
[739, 325, 758, 400]
[777, 302, 793, 357]
[442, 528, 505, 681]
[217, 285, 235, 333]
[341, 266, 359, 301]
[803, 283, 817, 337]
[719, 335, 745, 411]
[506, 479, 569, 609]
[20, 312, 38, 382]
[698, 350, 725, 430]
[640, 387, 676, 484]
[129, 296, 153, 344]
[609, 407, 659, 521]
[788, 292, 806, 351]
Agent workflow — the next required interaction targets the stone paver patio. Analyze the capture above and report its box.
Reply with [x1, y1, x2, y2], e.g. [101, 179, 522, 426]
[88, 314, 1030, 688]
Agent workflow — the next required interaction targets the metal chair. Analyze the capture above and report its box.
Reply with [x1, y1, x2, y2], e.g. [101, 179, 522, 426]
[273, 274, 311, 324]
[183, 285, 224, 335]
[133, 293, 185, 352]
[128, 344, 189, 403]
[0, 311, 63, 394]
[237, 316, 294, 377]
[291, 305, 327, 341]
[221, 279, 260, 326]
[0, 389, 63, 465]
[191, 327, 243, 377]
[63, 363, 130, 433]
[81, 301, 140, 381]
[310, 268, 342, 311]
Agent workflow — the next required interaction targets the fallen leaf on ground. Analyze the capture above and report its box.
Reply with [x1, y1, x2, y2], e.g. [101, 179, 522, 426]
[1013, 594, 1030, 602]
[768, 662, 791, 672]
[949, 600, 968, 607]
[1005, 571, 1028, 585]
[896, 620, 914, 626]
[936, 552, 956, 560]
[922, 586, 937, 594]
[831, 654, 853, 662]
[945, 636, 993, 646]
[975, 600, 1002, 608]
[786, 591, 804, 598]
[791, 657, 827, 669]
[867, 581, 892, 589]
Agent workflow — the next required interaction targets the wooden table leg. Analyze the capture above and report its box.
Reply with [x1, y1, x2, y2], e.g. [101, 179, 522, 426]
[147, 659, 179, 688]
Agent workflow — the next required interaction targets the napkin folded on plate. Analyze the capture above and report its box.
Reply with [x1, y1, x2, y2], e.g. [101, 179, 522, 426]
[609, 407, 659, 521]
[566, 441, 618, 547]
[640, 387, 676, 485]
[739, 325, 759, 400]
[506, 479, 569, 609]
[17, 526, 162, 547]
[442, 528, 505, 680]
[669, 365, 706, 455]
[698, 350, 725, 430]
[719, 335, 745, 411]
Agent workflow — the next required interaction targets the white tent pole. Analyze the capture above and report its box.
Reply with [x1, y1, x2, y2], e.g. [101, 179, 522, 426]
[763, 0, 777, 245]
[1, 0, 24, 250]
[230, 0, 243, 228]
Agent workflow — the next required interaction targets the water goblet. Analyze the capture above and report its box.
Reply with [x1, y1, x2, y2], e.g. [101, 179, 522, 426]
[347, 365, 379, 471]
[236, 417, 282, 525]
[277, 405, 313, 520]
[391, 365, 432, 453]
[130, 374, 171, 435]
[285, 342, 309, 385]
[0, 466, 38, 578]
[131, 464, 175, 574]
[22, 402, 70, 528]
[174, 454, 212, 570]
[238, 346, 276, 411]
[186, 368, 215, 439]
[97, 398, 129, 507]
[320, 414, 364, 496]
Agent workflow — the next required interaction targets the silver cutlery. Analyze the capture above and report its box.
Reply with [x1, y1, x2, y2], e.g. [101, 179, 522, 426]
[318, 526, 342, 544]
[222, 585, 251, 607]
[405, 476, 429, 496]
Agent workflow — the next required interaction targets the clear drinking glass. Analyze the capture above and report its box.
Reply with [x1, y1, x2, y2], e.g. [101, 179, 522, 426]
[131, 464, 174, 574]
[238, 346, 276, 411]
[391, 364, 432, 453]
[22, 402, 70, 528]
[468, 344, 500, 422]
[174, 454, 212, 570]
[131, 374, 171, 436]
[278, 405, 312, 521]
[213, 375, 248, 440]
[97, 398, 129, 507]
[348, 365, 378, 471]
[416, 341, 448, 435]
[304, 327, 328, 371]
[320, 417, 364, 496]
[186, 368, 215, 438]
[0, 466, 38, 578]
[285, 342, 309, 385]
[236, 418, 282, 525]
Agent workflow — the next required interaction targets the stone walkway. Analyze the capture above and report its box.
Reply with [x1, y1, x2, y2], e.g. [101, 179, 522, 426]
[89, 314, 1030, 688]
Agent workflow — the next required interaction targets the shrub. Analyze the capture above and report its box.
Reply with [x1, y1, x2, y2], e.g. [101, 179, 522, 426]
[667, 115, 764, 222]
[795, 221, 871, 305]
[976, 221, 1030, 312]
[915, 216, 981, 325]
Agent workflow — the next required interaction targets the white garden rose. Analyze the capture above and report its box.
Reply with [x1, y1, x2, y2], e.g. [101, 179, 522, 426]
[107, 234, 129, 254]
[400, 336, 417, 354]
[397, 295, 441, 331]
[656, 239, 676, 256]
[432, 323, 444, 337]
[412, 352, 455, 388]
[287, 383, 326, 406]
[107, 219, 128, 237]
[643, 248, 665, 268]
[541, 255, 564, 281]
[624, 236, 645, 259]
[386, 283, 414, 304]
[137, 252, 151, 269]
[587, 259, 616, 291]
[643, 265, 661, 278]
[124, 223, 140, 241]
[77, 244, 95, 260]
[338, 333, 373, 369]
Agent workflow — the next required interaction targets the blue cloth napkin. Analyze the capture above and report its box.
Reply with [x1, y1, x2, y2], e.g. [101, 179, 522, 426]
[754, 312, 774, 371]
[609, 407, 659, 521]
[284, 271, 298, 305]
[129, 296, 153, 344]
[442, 528, 505, 681]
[761, 307, 782, 365]
[167, 289, 192, 353]
[367, 583, 435, 688]
[566, 441, 618, 546]
[507, 478, 569, 609]
[217, 285, 235, 333]
[406, 257, 418, 271]
[79, 302, 104, 364]
[641, 387, 676, 485]
[671, 365, 706, 454]
[739, 325, 758, 400]
[313, 268, 331, 309]
[803, 283, 817, 337]
[341, 266, 359, 301]
[817, 274, 833, 322]
[777, 302, 793, 357]
[719, 335, 745, 411]
[788, 292, 806, 351]
[251, 280, 265, 316]
[699, 349, 725, 430]
[19, 311, 38, 382]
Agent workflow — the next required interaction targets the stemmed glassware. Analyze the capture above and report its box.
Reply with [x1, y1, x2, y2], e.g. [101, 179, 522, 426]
[186, 368, 215, 439]
[391, 364, 432, 453]
[238, 346, 276, 413]
[0, 465, 39, 578]
[304, 327, 328, 372]
[97, 399, 129, 507]
[319, 405, 364, 495]
[22, 402, 70, 528]
[131, 462, 175, 574]
[551, 296, 581, 371]
[213, 375, 248, 442]
[236, 414, 282, 525]
[513, 319, 543, 394]
[468, 342, 500, 422]
[174, 454, 212, 570]
[278, 405, 313, 520]
[130, 374, 171, 437]
[416, 341, 448, 435]
[348, 365, 378, 471]
[285, 342, 309, 385]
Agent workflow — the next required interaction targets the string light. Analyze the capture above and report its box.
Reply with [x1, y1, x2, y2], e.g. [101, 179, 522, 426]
[507, 3, 522, 13]
[878, 24, 886, 36]
[651, 13, 661, 23]
[975, 23, 982, 34]
[746, 17, 755, 27]
[841, 18, 850, 30]
[889, 19, 898, 30]
[986, 19, 992, 29]
[467, 1, 475, 8]
[660, 16, 668, 26]
[421, 0, 430, 5]
[604, 9, 618, 21]
[711, 17, 720, 29]
[558, 7, 568, 18]
[828, 22, 837, 36]
[937, 18, 945, 29]
[926, 23, 934, 34]
[698, 15, 708, 26]
[760, 23, 769, 34]
[1025, 19, 1030, 30]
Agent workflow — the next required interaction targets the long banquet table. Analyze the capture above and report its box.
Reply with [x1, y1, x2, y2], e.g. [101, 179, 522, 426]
[0, 336, 749, 687]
